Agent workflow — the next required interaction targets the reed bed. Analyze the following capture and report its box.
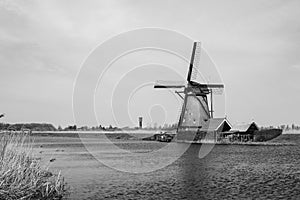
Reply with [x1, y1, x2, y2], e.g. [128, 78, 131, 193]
[0, 132, 67, 200]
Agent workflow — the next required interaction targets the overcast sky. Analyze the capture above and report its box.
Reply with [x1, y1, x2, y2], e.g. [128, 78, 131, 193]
[0, 0, 299, 127]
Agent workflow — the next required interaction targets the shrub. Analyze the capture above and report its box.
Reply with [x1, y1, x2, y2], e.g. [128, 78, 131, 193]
[0, 132, 67, 199]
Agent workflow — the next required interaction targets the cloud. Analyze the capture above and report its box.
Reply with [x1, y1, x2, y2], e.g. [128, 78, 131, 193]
[291, 64, 300, 70]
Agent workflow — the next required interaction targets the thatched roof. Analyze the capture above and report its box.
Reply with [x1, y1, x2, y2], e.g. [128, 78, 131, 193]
[201, 118, 232, 132]
[231, 122, 259, 132]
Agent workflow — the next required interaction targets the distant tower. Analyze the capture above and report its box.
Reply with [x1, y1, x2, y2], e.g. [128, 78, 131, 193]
[138, 117, 143, 129]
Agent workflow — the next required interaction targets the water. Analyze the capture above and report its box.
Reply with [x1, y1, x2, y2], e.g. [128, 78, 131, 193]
[34, 134, 300, 199]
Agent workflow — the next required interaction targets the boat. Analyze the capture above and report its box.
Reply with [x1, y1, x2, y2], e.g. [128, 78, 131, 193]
[253, 128, 283, 142]
[142, 131, 174, 142]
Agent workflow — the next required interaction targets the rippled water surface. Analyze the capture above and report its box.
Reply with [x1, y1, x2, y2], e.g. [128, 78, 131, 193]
[33, 133, 300, 199]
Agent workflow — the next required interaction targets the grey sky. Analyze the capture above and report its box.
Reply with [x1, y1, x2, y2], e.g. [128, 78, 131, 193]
[0, 0, 299, 127]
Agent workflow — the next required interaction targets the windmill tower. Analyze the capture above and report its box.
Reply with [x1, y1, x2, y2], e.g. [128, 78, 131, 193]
[138, 117, 143, 129]
[154, 42, 225, 141]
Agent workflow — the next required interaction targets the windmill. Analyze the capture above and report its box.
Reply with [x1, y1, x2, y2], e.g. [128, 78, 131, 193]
[154, 42, 225, 140]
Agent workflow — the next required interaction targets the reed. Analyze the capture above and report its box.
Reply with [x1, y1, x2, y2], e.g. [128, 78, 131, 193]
[0, 132, 67, 200]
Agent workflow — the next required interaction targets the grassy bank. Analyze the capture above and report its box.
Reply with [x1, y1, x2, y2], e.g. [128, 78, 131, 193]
[0, 132, 67, 200]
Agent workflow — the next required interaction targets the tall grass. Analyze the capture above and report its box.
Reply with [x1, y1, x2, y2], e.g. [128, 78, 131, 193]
[0, 132, 67, 200]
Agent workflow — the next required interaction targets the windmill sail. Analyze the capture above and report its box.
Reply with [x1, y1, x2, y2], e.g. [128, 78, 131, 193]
[187, 42, 224, 93]
[187, 42, 202, 83]
[154, 80, 185, 88]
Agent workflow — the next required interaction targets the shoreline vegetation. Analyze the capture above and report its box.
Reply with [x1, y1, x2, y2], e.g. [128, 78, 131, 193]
[0, 132, 67, 200]
[1, 122, 300, 133]
[0, 130, 296, 146]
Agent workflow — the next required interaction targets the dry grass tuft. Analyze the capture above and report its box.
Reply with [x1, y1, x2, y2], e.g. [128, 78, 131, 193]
[0, 132, 67, 200]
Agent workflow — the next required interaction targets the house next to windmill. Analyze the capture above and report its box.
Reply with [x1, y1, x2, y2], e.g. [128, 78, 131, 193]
[219, 122, 259, 142]
[176, 117, 232, 143]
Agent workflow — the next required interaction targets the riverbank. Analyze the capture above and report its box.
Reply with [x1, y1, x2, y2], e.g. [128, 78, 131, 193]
[1, 130, 295, 146]
[177, 140, 296, 146]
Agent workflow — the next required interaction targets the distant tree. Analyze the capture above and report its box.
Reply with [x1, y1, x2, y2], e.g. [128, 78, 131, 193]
[58, 125, 62, 131]
[0, 123, 9, 130]
[154, 123, 157, 129]
[163, 124, 167, 129]
[172, 123, 177, 129]
[64, 125, 77, 131]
